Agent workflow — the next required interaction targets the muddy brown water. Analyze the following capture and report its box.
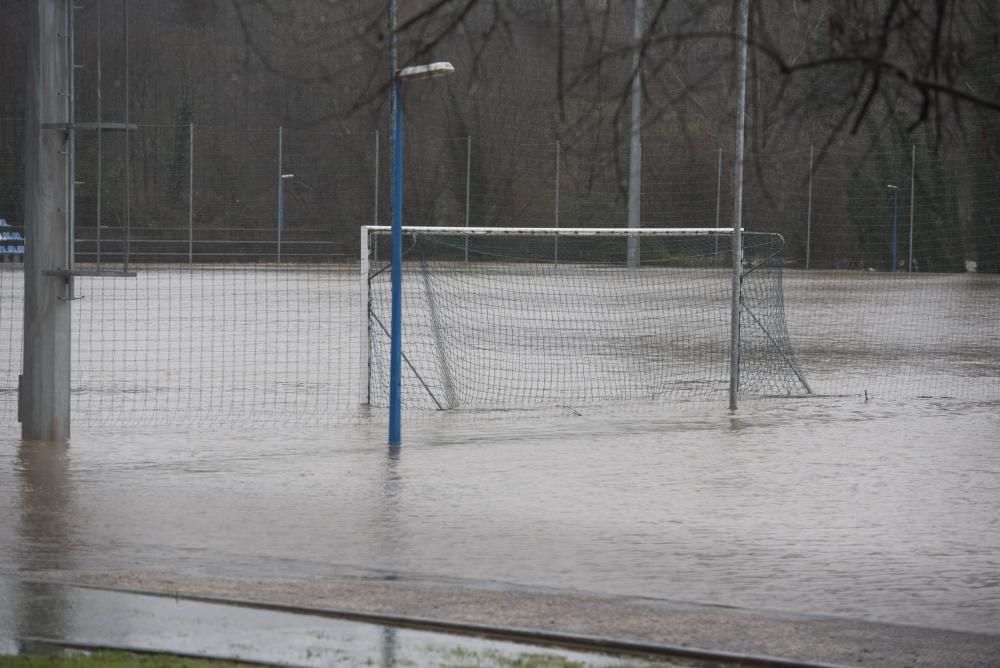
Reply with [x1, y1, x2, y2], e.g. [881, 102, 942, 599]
[0, 268, 997, 638]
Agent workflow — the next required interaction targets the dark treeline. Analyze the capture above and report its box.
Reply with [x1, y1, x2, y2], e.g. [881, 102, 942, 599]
[1, 1, 997, 270]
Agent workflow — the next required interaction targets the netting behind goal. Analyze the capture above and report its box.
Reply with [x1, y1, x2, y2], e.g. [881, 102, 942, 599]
[365, 227, 810, 411]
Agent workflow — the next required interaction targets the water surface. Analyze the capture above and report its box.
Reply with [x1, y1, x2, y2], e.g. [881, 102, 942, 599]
[1, 396, 997, 634]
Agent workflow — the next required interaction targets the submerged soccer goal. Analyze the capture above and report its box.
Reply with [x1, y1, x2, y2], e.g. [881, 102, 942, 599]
[361, 226, 810, 412]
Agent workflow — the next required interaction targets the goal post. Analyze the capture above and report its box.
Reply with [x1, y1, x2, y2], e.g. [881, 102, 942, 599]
[360, 225, 809, 416]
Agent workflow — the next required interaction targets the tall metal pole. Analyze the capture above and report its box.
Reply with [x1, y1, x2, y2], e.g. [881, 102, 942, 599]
[626, 0, 644, 269]
[806, 145, 813, 270]
[389, 0, 403, 446]
[188, 122, 194, 264]
[909, 144, 916, 272]
[388, 0, 398, 228]
[22, 0, 73, 441]
[95, 0, 102, 269]
[389, 79, 404, 445]
[729, 0, 749, 412]
[122, 0, 130, 271]
[67, 0, 75, 276]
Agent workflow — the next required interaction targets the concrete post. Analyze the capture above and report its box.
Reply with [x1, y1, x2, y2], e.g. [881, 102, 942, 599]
[22, 0, 73, 441]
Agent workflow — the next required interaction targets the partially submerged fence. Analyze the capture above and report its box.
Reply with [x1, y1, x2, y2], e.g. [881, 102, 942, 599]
[0, 123, 997, 428]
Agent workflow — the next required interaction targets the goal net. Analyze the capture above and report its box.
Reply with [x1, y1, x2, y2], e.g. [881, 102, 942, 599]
[363, 226, 810, 411]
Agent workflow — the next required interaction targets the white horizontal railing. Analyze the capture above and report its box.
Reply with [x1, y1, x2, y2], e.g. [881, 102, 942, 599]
[363, 226, 736, 236]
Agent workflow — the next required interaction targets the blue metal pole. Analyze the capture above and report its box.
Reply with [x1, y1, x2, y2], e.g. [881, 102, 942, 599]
[891, 189, 898, 272]
[389, 79, 404, 445]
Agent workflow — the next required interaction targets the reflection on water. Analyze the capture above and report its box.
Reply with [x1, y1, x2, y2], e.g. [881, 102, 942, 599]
[4, 584, 658, 667]
[15, 442, 75, 571]
[380, 626, 398, 668]
[10, 443, 76, 647]
[1, 396, 998, 636]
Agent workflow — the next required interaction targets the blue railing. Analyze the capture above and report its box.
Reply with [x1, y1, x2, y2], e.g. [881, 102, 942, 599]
[0, 219, 24, 256]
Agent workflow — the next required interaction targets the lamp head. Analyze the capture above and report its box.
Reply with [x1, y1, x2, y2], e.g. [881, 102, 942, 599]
[397, 62, 455, 81]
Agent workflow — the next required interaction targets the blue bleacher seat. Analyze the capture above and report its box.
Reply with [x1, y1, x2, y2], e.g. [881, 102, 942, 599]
[0, 219, 24, 256]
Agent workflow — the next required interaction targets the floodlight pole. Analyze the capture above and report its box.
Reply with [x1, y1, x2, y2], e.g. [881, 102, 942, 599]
[22, 0, 73, 441]
[389, 77, 405, 445]
[387, 0, 398, 227]
[389, 61, 455, 446]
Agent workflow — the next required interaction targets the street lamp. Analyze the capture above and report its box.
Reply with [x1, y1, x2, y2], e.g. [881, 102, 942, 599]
[887, 184, 899, 272]
[278, 173, 294, 263]
[389, 61, 455, 446]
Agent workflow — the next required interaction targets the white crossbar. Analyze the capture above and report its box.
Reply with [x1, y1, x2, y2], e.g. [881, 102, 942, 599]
[363, 226, 735, 237]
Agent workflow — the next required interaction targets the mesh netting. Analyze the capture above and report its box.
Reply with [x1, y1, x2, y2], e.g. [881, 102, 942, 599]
[1, 264, 363, 427]
[2, 128, 998, 429]
[366, 229, 808, 410]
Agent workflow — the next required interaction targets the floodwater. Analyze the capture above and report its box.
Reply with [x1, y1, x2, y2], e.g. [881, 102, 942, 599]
[0, 266, 998, 641]
[0, 396, 998, 636]
[2, 582, 670, 667]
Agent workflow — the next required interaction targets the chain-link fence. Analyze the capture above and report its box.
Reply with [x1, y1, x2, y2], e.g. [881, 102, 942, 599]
[1, 120, 997, 426]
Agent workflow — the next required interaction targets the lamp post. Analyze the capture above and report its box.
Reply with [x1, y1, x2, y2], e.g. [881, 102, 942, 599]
[278, 172, 294, 263]
[389, 61, 455, 446]
[887, 184, 899, 272]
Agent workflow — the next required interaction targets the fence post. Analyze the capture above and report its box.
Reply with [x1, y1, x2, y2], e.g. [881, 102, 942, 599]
[715, 147, 722, 256]
[277, 126, 283, 263]
[360, 226, 370, 405]
[464, 135, 471, 262]
[373, 130, 379, 227]
[909, 144, 916, 272]
[188, 122, 194, 264]
[806, 145, 813, 270]
[95, 0, 103, 268]
[554, 140, 561, 264]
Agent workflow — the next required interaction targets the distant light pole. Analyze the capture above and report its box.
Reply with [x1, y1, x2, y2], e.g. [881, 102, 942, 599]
[389, 61, 455, 446]
[887, 184, 899, 272]
[278, 172, 294, 263]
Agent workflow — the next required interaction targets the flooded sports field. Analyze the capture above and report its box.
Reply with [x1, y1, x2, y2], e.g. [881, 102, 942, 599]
[0, 267, 998, 650]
